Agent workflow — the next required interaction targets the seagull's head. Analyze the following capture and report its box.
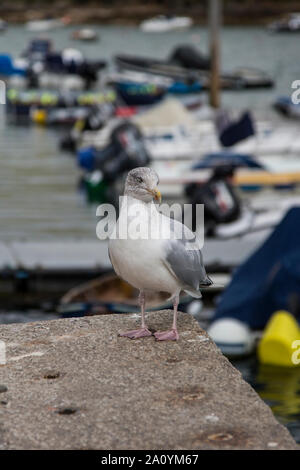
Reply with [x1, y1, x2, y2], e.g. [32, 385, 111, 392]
[124, 167, 161, 203]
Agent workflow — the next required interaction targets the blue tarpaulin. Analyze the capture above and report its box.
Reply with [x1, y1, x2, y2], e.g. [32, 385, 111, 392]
[0, 54, 26, 76]
[213, 207, 300, 329]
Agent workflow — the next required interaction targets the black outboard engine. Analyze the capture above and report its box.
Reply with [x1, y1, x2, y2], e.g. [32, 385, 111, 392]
[78, 121, 151, 205]
[95, 121, 151, 182]
[169, 45, 210, 70]
[78, 121, 151, 182]
[185, 165, 241, 236]
[60, 103, 114, 152]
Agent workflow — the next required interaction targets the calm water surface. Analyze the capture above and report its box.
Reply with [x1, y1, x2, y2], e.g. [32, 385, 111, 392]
[233, 357, 300, 444]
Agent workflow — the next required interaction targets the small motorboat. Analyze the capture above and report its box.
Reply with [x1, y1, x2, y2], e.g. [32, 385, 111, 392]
[71, 28, 99, 41]
[115, 46, 274, 90]
[140, 15, 193, 33]
[21, 38, 53, 62]
[268, 12, 300, 33]
[16, 39, 107, 89]
[0, 19, 7, 32]
[105, 70, 203, 95]
[59, 273, 192, 317]
[114, 81, 167, 106]
[273, 96, 300, 118]
[115, 47, 210, 81]
[6, 89, 117, 124]
[25, 16, 69, 32]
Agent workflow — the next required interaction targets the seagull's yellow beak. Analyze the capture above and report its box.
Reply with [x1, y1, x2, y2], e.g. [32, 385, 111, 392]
[149, 188, 162, 203]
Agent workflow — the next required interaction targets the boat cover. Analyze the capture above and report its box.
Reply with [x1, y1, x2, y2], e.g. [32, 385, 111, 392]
[212, 207, 300, 329]
[192, 152, 265, 170]
[216, 110, 255, 147]
[133, 97, 197, 129]
[0, 54, 26, 76]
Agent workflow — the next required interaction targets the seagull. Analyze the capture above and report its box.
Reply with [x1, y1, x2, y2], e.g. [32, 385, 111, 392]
[108, 167, 212, 341]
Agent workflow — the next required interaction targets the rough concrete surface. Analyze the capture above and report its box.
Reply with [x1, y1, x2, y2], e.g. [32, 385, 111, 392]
[0, 311, 298, 450]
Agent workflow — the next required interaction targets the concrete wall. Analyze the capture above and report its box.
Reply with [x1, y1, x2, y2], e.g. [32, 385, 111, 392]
[0, 311, 298, 449]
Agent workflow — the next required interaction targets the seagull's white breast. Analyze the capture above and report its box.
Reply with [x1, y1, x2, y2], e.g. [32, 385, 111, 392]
[108, 197, 180, 294]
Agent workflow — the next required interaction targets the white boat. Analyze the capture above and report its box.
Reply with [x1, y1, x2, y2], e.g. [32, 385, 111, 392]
[37, 73, 85, 91]
[140, 15, 193, 33]
[0, 19, 7, 32]
[79, 98, 300, 169]
[104, 70, 173, 88]
[268, 12, 300, 32]
[25, 18, 67, 32]
[71, 28, 99, 41]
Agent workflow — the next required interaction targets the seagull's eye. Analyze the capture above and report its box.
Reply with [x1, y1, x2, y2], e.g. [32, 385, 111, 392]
[136, 176, 143, 184]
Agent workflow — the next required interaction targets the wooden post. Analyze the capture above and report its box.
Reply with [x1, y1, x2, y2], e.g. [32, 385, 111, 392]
[209, 0, 222, 108]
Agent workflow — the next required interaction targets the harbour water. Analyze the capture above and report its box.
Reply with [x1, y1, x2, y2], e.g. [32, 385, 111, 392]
[0, 25, 300, 241]
[0, 25, 300, 443]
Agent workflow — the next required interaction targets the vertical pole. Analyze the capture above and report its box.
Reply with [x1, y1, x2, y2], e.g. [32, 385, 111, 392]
[209, 0, 222, 108]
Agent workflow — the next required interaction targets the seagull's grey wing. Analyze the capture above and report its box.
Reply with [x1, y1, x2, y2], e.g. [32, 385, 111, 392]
[162, 219, 212, 292]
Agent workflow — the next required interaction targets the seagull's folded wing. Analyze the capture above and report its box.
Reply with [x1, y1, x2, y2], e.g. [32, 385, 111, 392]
[161, 218, 212, 297]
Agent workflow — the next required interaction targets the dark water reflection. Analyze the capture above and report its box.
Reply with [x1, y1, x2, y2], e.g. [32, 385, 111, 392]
[232, 356, 300, 443]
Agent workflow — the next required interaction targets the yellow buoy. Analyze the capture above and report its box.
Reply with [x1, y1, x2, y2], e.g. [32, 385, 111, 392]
[258, 311, 300, 367]
[32, 109, 47, 125]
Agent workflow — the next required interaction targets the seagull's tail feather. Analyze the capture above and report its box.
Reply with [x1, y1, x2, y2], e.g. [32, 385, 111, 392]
[183, 287, 202, 299]
[199, 275, 213, 287]
[183, 276, 213, 298]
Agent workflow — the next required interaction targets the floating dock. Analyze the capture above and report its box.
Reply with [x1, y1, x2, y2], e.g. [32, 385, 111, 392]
[0, 238, 262, 306]
[0, 237, 264, 274]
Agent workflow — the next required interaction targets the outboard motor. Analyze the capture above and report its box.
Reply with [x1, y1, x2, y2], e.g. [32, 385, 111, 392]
[78, 121, 151, 203]
[185, 165, 241, 236]
[169, 45, 210, 70]
[102, 121, 150, 181]
[60, 103, 114, 152]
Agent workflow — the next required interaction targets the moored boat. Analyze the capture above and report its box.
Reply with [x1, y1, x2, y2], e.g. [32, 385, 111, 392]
[105, 70, 203, 95]
[71, 28, 99, 41]
[25, 17, 69, 32]
[0, 19, 7, 32]
[140, 15, 193, 33]
[273, 96, 300, 118]
[115, 47, 274, 90]
[59, 273, 192, 317]
[268, 13, 300, 33]
[114, 81, 167, 106]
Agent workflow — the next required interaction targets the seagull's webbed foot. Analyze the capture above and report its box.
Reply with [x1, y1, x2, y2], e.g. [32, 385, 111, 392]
[154, 329, 179, 341]
[118, 327, 152, 340]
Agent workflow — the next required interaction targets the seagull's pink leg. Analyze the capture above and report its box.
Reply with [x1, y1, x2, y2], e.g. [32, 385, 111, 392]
[119, 290, 152, 339]
[154, 295, 179, 341]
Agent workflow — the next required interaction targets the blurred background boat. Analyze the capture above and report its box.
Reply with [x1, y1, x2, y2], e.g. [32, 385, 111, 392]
[115, 45, 274, 90]
[140, 15, 193, 33]
[273, 95, 300, 118]
[0, 19, 7, 32]
[59, 273, 192, 317]
[268, 12, 300, 33]
[71, 28, 99, 42]
[25, 16, 70, 32]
